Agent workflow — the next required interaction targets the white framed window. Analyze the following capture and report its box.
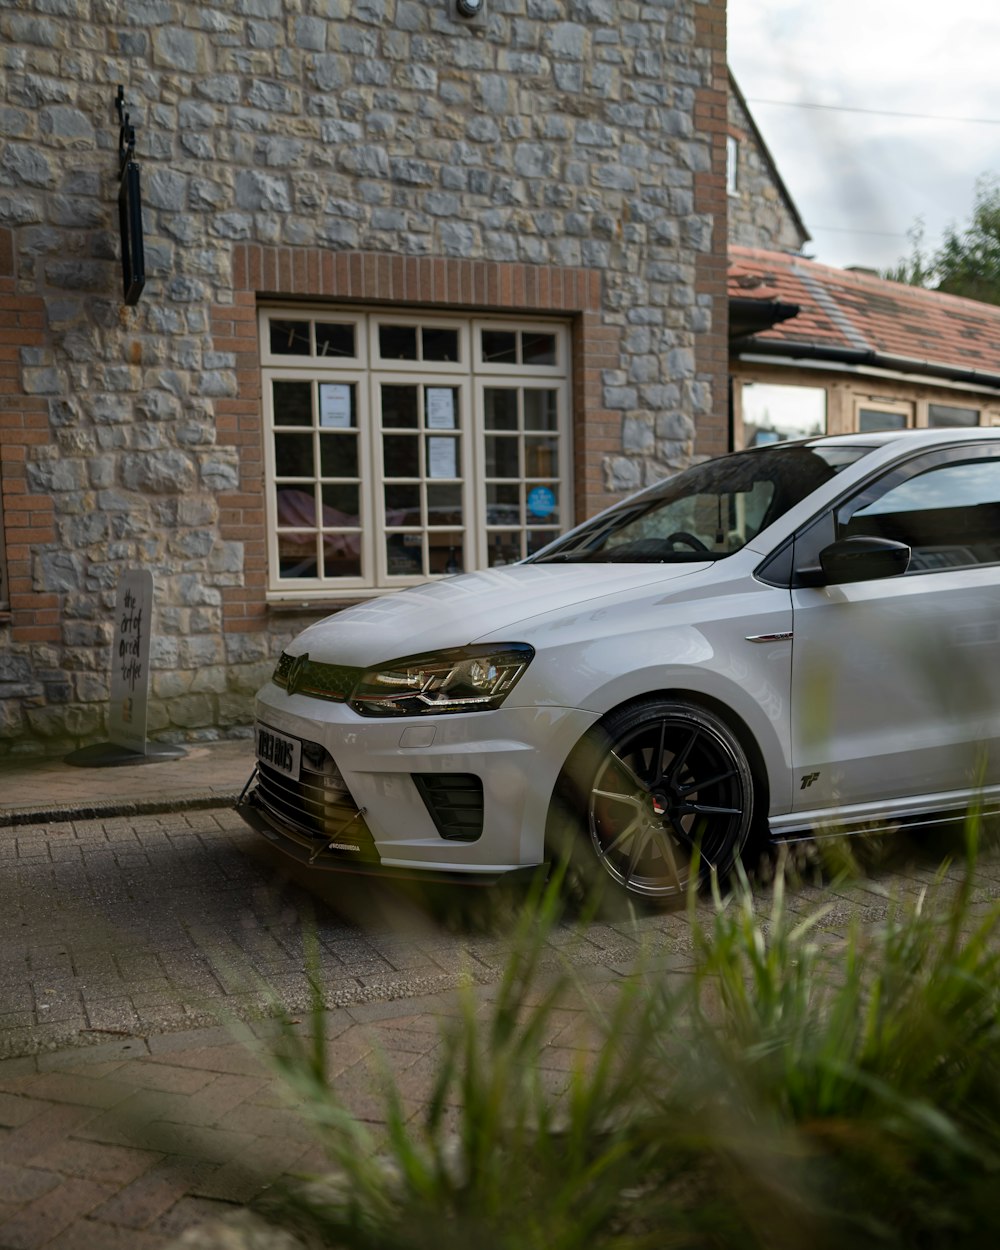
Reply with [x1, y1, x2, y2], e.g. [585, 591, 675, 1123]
[259, 308, 573, 599]
[726, 135, 739, 196]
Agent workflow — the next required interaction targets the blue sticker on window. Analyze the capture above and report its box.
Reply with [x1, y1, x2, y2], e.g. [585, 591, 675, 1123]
[527, 486, 556, 518]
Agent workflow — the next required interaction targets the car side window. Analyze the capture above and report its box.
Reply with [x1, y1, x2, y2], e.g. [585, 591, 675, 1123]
[837, 453, 1000, 572]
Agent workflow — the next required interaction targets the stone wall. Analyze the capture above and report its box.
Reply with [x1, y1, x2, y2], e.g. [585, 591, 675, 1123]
[727, 84, 806, 254]
[0, 0, 728, 755]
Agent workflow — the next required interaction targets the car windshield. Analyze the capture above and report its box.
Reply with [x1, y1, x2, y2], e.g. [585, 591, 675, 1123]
[530, 442, 874, 564]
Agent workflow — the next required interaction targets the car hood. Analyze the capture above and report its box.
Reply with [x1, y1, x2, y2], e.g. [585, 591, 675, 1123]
[286, 563, 709, 667]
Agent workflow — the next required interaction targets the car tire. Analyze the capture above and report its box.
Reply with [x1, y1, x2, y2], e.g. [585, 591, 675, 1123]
[549, 698, 757, 906]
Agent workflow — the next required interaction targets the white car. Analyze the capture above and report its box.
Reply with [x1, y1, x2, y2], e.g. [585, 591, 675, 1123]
[238, 428, 1000, 901]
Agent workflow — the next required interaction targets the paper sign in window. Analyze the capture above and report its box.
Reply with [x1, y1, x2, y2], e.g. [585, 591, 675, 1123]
[426, 388, 456, 430]
[319, 383, 352, 428]
[428, 437, 457, 479]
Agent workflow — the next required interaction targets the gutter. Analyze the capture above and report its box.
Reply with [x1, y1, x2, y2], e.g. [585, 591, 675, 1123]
[736, 338, 1000, 393]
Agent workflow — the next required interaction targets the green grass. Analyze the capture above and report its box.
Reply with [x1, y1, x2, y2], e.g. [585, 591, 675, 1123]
[251, 829, 1000, 1249]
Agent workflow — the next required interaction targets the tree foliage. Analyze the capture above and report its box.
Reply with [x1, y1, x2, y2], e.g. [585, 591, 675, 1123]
[883, 177, 1000, 305]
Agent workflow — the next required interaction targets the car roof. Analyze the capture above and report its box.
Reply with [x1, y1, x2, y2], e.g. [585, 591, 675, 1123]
[804, 427, 1000, 450]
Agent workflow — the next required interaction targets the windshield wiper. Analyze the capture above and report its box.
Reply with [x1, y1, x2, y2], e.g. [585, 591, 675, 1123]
[531, 550, 598, 563]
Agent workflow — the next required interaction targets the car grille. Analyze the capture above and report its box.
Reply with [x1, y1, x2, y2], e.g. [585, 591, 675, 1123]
[413, 773, 484, 842]
[271, 653, 362, 702]
[253, 735, 378, 862]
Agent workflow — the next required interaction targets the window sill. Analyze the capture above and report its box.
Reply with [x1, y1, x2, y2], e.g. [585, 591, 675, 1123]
[266, 597, 369, 614]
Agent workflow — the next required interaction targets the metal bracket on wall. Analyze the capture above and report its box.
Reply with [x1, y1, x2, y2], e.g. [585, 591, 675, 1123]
[115, 85, 135, 173]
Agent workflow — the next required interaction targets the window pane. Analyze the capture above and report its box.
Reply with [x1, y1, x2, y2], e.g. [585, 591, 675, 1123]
[384, 434, 420, 477]
[273, 380, 313, 426]
[525, 436, 558, 478]
[422, 327, 459, 362]
[319, 433, 358, 478]
[486, 483, 520, 526]
[429, 532, 465, 575]
[522, 332, 556, 366]
[928, 403, 979, 427]
[278, 535, 318, 578]
[485, 387, 518, 431]
[486, 436, 520, 478]
[527, 529, 559, 556]
[381, 385, 419, 429]
[315, 322, 355, 358]
[427, 484, 463, 526]
[845, 458, 1000, 570]
[487, 532, 520, 566]
[482, 330, 517, 363]
[385, 483, 421, 525]
[524, 389, 558, 430]
[321, 535, 361, 579]
[270, 319, 310, 355]
[859, 408, 907, 433]
[379, 324, 418, 360]
[274, 432, 313, 477]
[741, 382, 826, 445]
[321, 483, 359, 522]
[276, 486, 316, 528]
[386, 532, 424, 575]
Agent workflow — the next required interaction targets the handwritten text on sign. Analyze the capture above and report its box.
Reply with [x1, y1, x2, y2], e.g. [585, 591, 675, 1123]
[109, 569, 153, 754]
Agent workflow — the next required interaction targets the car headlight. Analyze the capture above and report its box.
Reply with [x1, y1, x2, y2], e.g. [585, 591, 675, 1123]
[348, 644, 534, 717]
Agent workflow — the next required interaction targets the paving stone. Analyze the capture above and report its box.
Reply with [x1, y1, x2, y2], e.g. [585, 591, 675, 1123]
[0, 1175, 117, 1250]
[190, 1133, 315, 1203]
[25, 1137, 162, 1186]
[0, 1103, 99, 1167]
[0, 1092, 42, 1129]
[10, 1072, 134, 1110]
[0, 1162, 62, 1204]
[41, 1217, 165, 1250]
[89, 1157, 219, 1230]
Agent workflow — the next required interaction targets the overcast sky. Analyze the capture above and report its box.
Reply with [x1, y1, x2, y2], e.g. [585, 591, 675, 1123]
[728, 0, 1000, 274]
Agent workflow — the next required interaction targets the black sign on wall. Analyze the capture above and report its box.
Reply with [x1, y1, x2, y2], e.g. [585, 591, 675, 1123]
[115, 87, 145, 306]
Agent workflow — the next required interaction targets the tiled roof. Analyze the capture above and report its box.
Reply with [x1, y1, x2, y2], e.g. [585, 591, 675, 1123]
[729, 246, 1000, 382]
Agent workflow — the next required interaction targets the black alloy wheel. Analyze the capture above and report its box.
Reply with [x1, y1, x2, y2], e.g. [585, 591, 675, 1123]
[582, 700, 754, 900]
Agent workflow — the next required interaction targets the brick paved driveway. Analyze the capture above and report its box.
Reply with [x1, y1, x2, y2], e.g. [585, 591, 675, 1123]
[1, 806, 662, 1062]
[3, 808, 999, 1249]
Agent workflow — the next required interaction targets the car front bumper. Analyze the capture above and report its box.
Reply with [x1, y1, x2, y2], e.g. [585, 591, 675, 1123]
[236, 683, 598, 878]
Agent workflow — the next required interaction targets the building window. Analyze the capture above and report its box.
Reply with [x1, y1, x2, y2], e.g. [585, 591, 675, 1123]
[726, 135, 739, 196]
[857, 404, 910, 433]
[738, 381, 826, 447]
[927, 403, 979, 428]
[259, 308, 572, 598]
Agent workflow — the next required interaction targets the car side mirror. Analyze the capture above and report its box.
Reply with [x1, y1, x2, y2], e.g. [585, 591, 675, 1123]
[817, 535, 911, 585]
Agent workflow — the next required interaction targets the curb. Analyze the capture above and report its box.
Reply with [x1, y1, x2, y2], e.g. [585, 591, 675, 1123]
[0, 790, 244, 828]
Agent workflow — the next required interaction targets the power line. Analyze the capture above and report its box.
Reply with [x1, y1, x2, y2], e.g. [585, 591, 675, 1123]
[746, 98, 1000, 126]
[810, 225, 911, 238]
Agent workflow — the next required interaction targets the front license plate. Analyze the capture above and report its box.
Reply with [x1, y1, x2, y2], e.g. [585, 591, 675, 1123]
[256, 724, 301, 781]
